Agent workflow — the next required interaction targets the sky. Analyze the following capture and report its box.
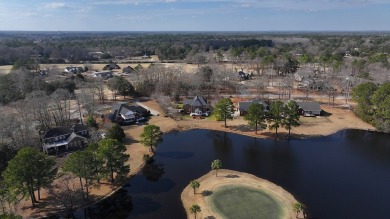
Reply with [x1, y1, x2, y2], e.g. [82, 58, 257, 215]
[0, 0, 389, 31]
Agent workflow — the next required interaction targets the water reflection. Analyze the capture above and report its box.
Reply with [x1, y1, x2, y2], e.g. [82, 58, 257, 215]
[345, 129, 390, 162]
[73, 188, 132, 219]
[128, 196, 161, 218]
[142, 162, 165, 182]
[209, 131, 232, 153]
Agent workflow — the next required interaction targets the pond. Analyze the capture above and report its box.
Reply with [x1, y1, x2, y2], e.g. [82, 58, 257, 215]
[75, 129, 390, 219]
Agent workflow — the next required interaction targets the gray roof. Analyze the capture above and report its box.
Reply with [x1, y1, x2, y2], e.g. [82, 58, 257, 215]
[112, 103, 149, 116]
[122, 66, 134, 73]
[92, 71, 113, 77]
[296, 101, 321, 112]
[42, 124, 89, 139]
[237, 100, 268, 111]
[67, 132, 87, 143]
[183, 95, 207, 107]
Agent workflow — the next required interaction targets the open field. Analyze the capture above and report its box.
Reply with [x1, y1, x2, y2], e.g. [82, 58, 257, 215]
[0, 65, 12, 74]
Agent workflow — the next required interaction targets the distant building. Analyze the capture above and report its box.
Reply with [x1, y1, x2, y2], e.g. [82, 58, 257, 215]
[64, 66, 84, 74]
[103, 63, 121, 70]
[142, 54, 151, 59]
[91, 71, 113, 79]
[122, 66, 134, 74]
[88, 51, 103, 59]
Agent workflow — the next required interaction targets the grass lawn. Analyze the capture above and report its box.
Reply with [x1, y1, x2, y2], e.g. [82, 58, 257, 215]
[210, 185, 282, 219]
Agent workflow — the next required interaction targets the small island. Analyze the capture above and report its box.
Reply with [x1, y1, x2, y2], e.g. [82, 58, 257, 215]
[181, 169, 299, 219]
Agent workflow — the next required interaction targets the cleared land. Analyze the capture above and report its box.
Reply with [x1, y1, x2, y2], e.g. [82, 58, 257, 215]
[181, 169, 298, 219]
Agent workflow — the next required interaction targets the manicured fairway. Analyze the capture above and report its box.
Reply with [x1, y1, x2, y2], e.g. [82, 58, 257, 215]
[209, 185, 282, 219]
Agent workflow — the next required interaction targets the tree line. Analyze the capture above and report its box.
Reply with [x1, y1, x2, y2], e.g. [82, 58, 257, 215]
[352, 82, 390, 133]
[1, 32, 388, 69]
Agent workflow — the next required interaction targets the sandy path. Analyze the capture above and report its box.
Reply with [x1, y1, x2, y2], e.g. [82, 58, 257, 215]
[181, 169, 299, 219]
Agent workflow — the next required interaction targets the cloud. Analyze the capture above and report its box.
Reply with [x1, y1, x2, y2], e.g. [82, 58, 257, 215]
[241, 4, 251, 7]
[43, 2, 68, 9]
[76, 7, 92, 14]
[90, 0, 389, 11]
[116, 15, 153, 20]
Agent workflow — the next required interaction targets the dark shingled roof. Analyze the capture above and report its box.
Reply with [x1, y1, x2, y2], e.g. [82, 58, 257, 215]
[112, 103, 149, 116]
[183, 95, 207, 107]
[237, 100, 268, 111]
[122, 66, 134, 73]
[296, 101, 321, 112]
[42, 124, 89, 139]
[67, 132, 87, 143]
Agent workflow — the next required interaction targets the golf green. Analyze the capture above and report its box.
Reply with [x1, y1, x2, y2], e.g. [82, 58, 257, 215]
[209, 185, 282, 219]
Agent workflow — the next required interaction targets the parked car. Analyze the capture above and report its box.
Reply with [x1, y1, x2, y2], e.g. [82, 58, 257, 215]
[190, 112, 202, 116]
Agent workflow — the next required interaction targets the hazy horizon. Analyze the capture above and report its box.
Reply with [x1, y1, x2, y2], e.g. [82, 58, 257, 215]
[1, 0, 389, 32]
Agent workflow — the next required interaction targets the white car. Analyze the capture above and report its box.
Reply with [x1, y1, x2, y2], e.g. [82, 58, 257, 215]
[190, 112, 202, 116]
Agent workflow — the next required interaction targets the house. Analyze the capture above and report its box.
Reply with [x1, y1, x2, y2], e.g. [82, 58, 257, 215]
[183, 95, 210, 114]
[88, 51, 103, 59]
[103, 63, 121, 70]
[237, 100, 269, 116]
[238, 71, 253, 80]
[122, 66, 134, 74]
[142, 54, 151, 59]
[92, 71, 113, 79]
[296, 101, 322, 117]
[111, 103, 150, 124]
[64, 66, 84, 74]
[41, 124, 90, 153]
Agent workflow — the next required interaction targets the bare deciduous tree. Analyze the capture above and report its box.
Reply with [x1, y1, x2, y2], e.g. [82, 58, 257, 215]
[89, 78, 106, 104]
[50, 89, 73, 127]
[26, 91, 53, 130]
